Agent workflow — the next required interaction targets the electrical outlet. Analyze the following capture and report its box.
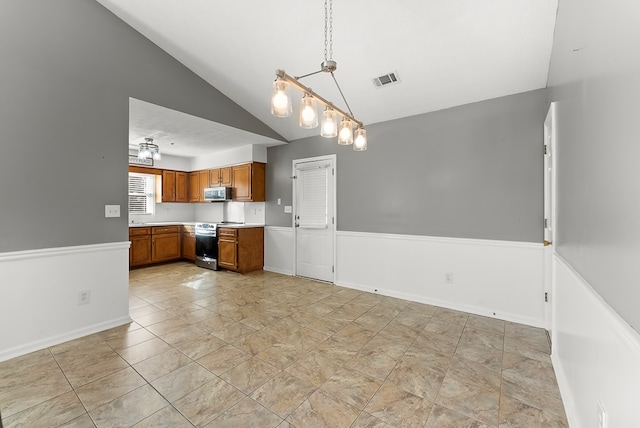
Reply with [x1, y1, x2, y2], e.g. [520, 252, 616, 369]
[444, 272, 454, 284]
[78, 290, 91, 305]
[598, 401, 607, 428]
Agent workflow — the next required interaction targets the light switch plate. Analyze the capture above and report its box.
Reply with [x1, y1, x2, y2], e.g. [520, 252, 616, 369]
[284, 206, 292, 213]
[105, 205, 120, 218]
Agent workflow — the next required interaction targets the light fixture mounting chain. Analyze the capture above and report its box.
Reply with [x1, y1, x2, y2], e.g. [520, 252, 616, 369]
[324, 0, 333, 61]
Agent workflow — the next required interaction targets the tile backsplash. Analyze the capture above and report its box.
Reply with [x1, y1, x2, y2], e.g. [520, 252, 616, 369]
[130, 201, 264, 224]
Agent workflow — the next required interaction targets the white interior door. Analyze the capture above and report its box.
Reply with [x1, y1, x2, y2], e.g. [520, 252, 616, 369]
[294, 156, 335, 282]
[543, 102, 557, 336]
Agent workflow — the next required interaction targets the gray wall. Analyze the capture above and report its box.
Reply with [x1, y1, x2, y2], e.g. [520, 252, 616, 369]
[547, 0, 640, 331]
[267, 89, 549, 243]
[0, 0, 283, 253]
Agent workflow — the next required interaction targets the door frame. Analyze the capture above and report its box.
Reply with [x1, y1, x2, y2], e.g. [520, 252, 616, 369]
[292, 154, 337, 283]
[543, 102, 558, 335]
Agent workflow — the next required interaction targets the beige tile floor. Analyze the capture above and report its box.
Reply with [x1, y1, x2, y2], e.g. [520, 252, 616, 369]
[0, 262, 568, 427]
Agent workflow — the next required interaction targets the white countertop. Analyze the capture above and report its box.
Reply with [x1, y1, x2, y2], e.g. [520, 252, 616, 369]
[129, 221, 264, 228]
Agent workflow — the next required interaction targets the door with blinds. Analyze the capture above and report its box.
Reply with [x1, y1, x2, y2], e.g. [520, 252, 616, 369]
[293, 156, 335, 282]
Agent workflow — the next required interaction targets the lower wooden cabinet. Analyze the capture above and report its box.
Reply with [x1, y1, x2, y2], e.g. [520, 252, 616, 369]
[129, 227, 151, 267]
[181, 225, 196, 261]
[129, 225, 182, 268]
[217, 227, 264, 273]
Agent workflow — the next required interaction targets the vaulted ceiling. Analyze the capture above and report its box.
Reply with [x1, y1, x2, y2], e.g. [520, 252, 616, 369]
[97, 0, 558, 157]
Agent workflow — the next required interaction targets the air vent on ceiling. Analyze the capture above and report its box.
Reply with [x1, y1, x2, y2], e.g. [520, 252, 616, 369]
[372, 71, 400, 88]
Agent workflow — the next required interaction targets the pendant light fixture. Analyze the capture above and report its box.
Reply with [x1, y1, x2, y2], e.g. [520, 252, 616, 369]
[138, 137, 161, 161]
[271, 0, 367, 150]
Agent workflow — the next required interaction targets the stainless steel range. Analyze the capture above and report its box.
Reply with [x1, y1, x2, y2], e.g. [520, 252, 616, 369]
[195, 222, 218, 270]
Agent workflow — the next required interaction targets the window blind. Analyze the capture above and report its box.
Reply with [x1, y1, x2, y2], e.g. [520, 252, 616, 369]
[128, 173, 154, 215]
[297, 165, 328, 228]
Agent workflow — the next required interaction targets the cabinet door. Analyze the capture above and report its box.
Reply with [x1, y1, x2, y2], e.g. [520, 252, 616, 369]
[232, 164, 251, 201]
[162, 170, 176, 202]
[198, 170, 210, 201]
[175, 172, 188, 202]
[152, 233, 181, 262]
[232, 163, 265, 202]
[209, 168, 221, 187]
[181, 232, 195, 261]
[218, 232, 237, 270]
[130, 236, 151, 266]
[189, 172, 200, 202]
[220, 167, 233, 187]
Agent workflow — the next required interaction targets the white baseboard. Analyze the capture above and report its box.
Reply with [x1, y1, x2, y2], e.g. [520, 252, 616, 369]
[0, 242, 131, 362]
[552, 254, 640, 427]
[0, 316, 132, 362]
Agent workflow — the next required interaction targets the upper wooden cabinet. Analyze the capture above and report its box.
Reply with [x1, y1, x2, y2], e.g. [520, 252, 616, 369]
[178, 163, 264, 203]
[198, 170, 210, 202]
[232, 162, 265, 202]
[209, 168, 220, 187]
[220, 167, 233, 187]
[161, 170, 176, 202]
[160, 170, 188, 202]
[175, 171, 188, 202]
[208, 167, 232, 187]
[189, 172, 200, 202]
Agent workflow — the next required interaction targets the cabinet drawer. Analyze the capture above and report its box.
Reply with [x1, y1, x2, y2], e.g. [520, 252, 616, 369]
[129, 227, 151, 236]
[217, 228, 237, 239]
[152, 226, 181, 235]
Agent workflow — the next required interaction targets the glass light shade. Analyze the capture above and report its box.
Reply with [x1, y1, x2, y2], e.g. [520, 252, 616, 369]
[138, 145, 150, 159]
[299, 94, 318, 129]
[271, 80, 292, 117]
[320, 108, 338, 138]
[152, 148, 161, 161]
[353, 127, 368, 151]
[337, 118, 353, 145]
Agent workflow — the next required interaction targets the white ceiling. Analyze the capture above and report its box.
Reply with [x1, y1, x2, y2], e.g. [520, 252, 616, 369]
[99, 0, 558, 157]
[128, 98, 285, 158]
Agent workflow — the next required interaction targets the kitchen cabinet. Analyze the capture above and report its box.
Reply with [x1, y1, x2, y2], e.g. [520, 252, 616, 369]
[175, 171, 188, 202]
[217, 227, 264, 273]
[208, 166, 232, 187]
[232, 162, 265, 202]
[129, 227, 151, 267]
[161, 170, 176, 202]
[189, 172, 200, 202]
[198, 170, 210, 202]
[151, 226, 181, 263]
[160, 170, 188, 202]
[220, 167, 233, 187]
[181, 224, 196, 261]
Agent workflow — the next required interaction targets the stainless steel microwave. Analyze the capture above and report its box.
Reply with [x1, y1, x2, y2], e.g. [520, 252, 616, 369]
[203, 187, 232, 201]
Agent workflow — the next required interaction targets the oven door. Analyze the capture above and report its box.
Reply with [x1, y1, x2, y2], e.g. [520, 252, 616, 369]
[195, 233, 218, 270]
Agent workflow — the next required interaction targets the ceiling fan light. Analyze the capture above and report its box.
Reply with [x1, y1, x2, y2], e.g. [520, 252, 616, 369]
[353, 127, 367, 151]
[320, 108, 338, 138]
[299, 94, 318, 129]
[271, 79, 292, 117]
[337, 118, 353, 145]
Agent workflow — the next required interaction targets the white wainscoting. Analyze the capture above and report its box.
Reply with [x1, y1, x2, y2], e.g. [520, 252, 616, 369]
[264, 226, 294, 275]
[264, 227, 545, 327]
[0, 242, 131, 362]
[336, 231, 545, 327]
[552, 254, 640, 428]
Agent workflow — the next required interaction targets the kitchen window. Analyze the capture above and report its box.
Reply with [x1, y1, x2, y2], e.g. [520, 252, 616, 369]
[128, 173, 155, 215]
